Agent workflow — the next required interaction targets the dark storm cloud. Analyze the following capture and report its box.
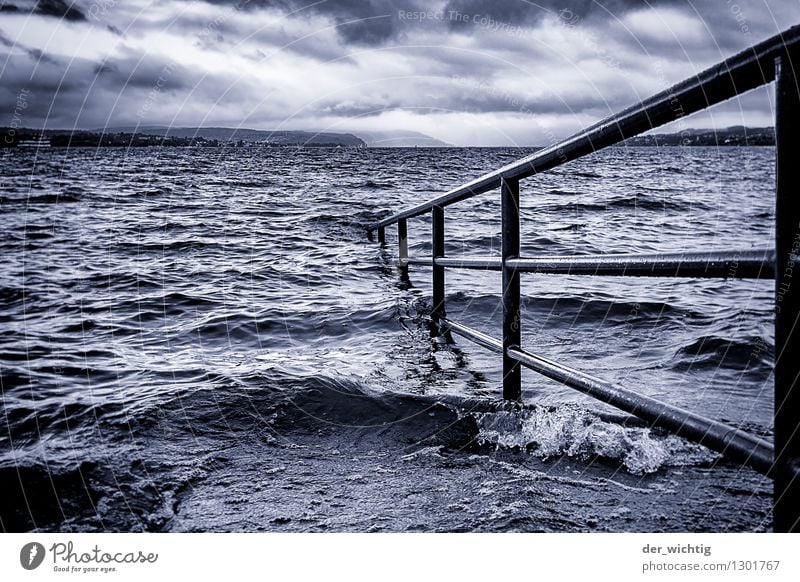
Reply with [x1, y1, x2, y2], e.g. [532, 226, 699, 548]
[438, 0, 767, 56]
[1, 0, 86, 20]
[90, 52, 197, 92]
[0, 50, 255, 128]
[311, 64, 639, 119]
[0, 38, 252, 129]
[137, 0, 795, 70]
[0, 0, 794, 142]
[204, 0, 425, 45]
[195, 0, 790, 63]
[36, 0, 85, 20]
[440, 0, 653, 28]
[313, 85, 619, 118]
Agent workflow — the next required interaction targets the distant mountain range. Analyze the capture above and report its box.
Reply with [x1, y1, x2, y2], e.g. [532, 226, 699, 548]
[623, 126, 775, 146]
[109, 127, 452, 147]
[1, 125, 452, 148]
[104, 126, 367, 147]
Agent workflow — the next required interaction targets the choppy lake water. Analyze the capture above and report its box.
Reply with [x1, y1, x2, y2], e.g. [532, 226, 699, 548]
[0, 146, 776, 531]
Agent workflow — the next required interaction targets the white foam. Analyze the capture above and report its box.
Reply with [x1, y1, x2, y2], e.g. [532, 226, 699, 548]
[475, 403, 717, 474]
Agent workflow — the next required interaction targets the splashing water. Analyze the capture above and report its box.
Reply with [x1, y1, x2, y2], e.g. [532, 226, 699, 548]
[475, 404, 718, 474]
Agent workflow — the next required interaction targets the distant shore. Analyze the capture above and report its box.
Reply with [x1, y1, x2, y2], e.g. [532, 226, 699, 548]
[622, 126, 774, 147]
[1, 126, 776, 148]
[1, 129, 365, 149]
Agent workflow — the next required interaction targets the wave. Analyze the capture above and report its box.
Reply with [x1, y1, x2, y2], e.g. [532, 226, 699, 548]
[546, 197, 694, 213]
[0, 286, 27, 306]
[671, 335, 773, 371]
[0, 193, 82, 204]
[656, 166, 685, 175]
[527, 296, 691, 322]
[141, 374, 720, 476]
[121, 239, 225, 252]
[547, 223, 586, 232]
[547, 188, 582, 196]
[59, 318, 99, 333]
[105, 291, 223, 321]
[133, 187, 173, 197]
[108, 186, 175, 202]
[1, 397, 126, 444]
[58, 271, 162, 292]
[357, 180, 395, 190]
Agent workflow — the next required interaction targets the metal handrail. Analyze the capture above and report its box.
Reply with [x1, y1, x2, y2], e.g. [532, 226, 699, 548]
[367, 26, 800, 532]
[408, 249, 775, 278]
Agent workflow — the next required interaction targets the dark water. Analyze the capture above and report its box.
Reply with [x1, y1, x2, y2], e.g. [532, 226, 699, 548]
[0, 146, 776, 532]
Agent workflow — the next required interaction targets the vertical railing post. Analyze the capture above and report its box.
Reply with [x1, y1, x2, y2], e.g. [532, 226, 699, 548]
[378, 226, 386, 244]
[398, 218, 408, 270]
[432, 206, 445, 329]
[501, 177, 521, 401]
[774, 54, 800, 533]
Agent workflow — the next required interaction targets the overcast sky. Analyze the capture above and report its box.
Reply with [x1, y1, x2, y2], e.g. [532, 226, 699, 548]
[0, 0, 797, 145]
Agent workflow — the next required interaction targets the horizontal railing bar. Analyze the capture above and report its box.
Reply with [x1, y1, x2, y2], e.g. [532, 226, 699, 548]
[408, 249, 775, 278]
[508, 249, 775, 278]
[408, 257, 503, 269]
[441, 317, 503, 353]
[506, 347, 774, 476]
[372, 25, 799, 230]
[440, 316, 774, 475]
